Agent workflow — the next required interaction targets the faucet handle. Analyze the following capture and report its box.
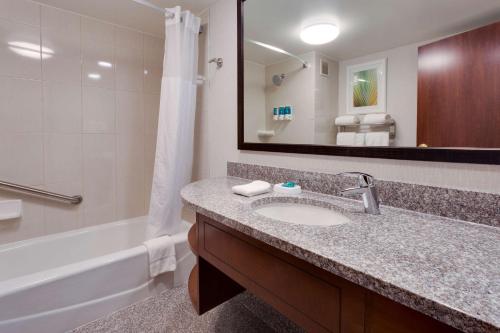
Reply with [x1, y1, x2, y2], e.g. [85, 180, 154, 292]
[336, 172, 375, 187]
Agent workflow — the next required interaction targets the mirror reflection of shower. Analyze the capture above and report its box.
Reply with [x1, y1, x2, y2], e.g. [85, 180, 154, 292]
[245, 39, 309, 69]
[272, 73, 286, 86]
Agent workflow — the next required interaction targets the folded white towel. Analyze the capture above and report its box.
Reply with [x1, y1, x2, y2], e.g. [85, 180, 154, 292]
[365, 132, 390, 146]
[144, 235, 176, 278]
[232, 180, 271, 197]
[335, 115, 360, 126]
[257, 130, 275, 137]
[361, 114, 391, 125]
[354, 133, 366, 146]
[336, 132, 357, 146]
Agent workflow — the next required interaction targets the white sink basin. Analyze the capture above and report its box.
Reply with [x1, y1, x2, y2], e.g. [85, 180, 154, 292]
[254, 203, 350, 226]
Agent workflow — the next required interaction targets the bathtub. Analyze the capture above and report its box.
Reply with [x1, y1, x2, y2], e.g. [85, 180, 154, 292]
[0, 216, 195, 333]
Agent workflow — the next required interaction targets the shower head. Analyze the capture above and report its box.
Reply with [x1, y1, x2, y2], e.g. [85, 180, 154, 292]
[272, 73, 286, 86]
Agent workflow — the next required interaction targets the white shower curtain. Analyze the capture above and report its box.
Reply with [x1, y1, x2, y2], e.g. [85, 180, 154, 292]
[147, 7, 201, 238]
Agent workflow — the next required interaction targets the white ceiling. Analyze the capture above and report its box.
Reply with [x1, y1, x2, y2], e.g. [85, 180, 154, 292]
[33, 0, 217, 36]
[244, 0, 500, 64]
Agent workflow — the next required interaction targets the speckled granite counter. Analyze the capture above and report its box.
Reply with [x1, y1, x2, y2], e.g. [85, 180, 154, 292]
[181, 177, 500, 333]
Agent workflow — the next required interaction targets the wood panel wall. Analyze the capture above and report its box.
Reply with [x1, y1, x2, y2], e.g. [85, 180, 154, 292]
[417, 21, 500, 148]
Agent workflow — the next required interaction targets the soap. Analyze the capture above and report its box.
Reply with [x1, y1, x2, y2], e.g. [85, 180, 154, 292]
[273, 182, 302, 195]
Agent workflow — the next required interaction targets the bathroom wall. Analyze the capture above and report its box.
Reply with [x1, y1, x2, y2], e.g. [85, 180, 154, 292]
[203, 0, 500, 194]
[243, 60, 266, 142]
[0, 0, 163, 244]
[337, 42, 419, 147]
[265, 52, 316, 144]
[243, 51, 338, 145]
[314, 53, 338, 145]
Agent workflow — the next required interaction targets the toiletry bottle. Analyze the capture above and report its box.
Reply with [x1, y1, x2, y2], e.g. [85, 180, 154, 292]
[285, 106, 291, 120]
[279, 106, 285, 120]
[289, 105, 294, 120]
[273, 107, 278, 120]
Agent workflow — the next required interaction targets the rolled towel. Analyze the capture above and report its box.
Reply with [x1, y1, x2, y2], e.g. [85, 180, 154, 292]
[144, 235, 176, 278]
[361, 114, 392, 125]
[232, 180, 271, 197]
[365, 132, 390, 146]
[336, 132, 357, 146]
[335, 115, 360, 126]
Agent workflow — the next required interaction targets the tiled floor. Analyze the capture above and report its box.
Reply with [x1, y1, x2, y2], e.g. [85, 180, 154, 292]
[70, 287, 304, 333]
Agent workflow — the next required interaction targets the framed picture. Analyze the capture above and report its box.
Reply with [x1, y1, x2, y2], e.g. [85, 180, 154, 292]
[346, 58, 387, 114]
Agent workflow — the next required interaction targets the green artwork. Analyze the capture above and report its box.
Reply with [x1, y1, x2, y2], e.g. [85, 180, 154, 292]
[352, 69, 378, 107]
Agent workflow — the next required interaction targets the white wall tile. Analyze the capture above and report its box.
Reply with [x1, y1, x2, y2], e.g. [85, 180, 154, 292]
[143, 93, 159, 208]
[116, 133, 145, 220]
[43, 181, 83, 234]
[82, 134, 116, 225]
[0, 77, 42, 133]
[0, 0, 40, 26]
[0, 2, 164, 244]
[82, 203, 115, 227]
[44, 133, 82, 184]
[143, 35, 163, 68]
[116, 91, 144, 135]
[143, 65, 162, 94]
[82, 18, 115, 89]
[115, 27, 143, 92]
[144, 93, 160, 136]
[41, 6, 81, 83]
[0, 193, 45, 244]
[43, 82, 82, 133]
[0, 18, 42, 79]
[83, 86, 116, 133]
[143, 35, 163, 94]
[0, 133, 43, 185]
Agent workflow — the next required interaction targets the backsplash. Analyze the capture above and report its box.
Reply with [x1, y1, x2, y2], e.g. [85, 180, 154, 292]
[227, 162, 500, 227]
[0, 0, 163, 244]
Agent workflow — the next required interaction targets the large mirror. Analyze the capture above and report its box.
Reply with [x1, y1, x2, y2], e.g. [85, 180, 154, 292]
[238, 0, 500, 164]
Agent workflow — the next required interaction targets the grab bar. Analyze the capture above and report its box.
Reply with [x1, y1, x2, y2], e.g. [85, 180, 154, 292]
[0, 180, 83, 205]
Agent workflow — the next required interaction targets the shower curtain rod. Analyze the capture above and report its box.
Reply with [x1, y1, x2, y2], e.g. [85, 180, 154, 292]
[245, 39, 309, 68]
[131, 0, 204, 33]
[131, 0, 178, 19]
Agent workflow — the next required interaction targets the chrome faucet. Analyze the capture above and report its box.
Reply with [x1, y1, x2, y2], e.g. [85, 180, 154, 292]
[338, 172, 380, 215]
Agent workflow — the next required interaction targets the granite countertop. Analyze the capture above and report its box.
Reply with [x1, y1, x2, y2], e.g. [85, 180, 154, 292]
[181, 177, 500, 333]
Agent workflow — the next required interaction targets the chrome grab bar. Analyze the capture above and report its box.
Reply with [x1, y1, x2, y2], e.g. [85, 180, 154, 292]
[0, 180, 83, 205]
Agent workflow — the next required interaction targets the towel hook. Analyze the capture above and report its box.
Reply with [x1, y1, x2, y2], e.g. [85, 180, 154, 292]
[209, 58, 223, 69]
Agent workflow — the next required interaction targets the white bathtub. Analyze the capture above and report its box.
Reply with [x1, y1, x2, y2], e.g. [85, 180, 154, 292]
[0, 216, 195, 333]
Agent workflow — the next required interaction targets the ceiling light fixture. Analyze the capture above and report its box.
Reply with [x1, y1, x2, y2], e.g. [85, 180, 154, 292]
[300, 23, 339, 45]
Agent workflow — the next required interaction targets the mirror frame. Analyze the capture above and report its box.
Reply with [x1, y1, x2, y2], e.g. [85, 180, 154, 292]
[237, 0, 500, 165]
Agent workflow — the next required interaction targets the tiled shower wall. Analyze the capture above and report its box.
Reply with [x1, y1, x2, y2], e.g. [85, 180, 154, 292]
[0, 0, 163, 244]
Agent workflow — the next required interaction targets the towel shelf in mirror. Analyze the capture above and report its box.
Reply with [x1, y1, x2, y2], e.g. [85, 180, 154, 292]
[337, 119, 396, 140]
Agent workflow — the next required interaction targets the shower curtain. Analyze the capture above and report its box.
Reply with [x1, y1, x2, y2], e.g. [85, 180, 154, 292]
[147, 7, 201, 238]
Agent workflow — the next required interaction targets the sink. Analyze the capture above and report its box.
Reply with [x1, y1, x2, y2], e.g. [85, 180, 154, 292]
[254, 202, 351, 226]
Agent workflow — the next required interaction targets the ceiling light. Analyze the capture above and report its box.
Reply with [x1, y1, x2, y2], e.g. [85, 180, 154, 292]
[300, 24, 339, 45]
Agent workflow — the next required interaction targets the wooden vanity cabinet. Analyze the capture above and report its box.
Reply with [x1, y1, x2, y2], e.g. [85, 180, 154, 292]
[188, 214, 460, 333]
